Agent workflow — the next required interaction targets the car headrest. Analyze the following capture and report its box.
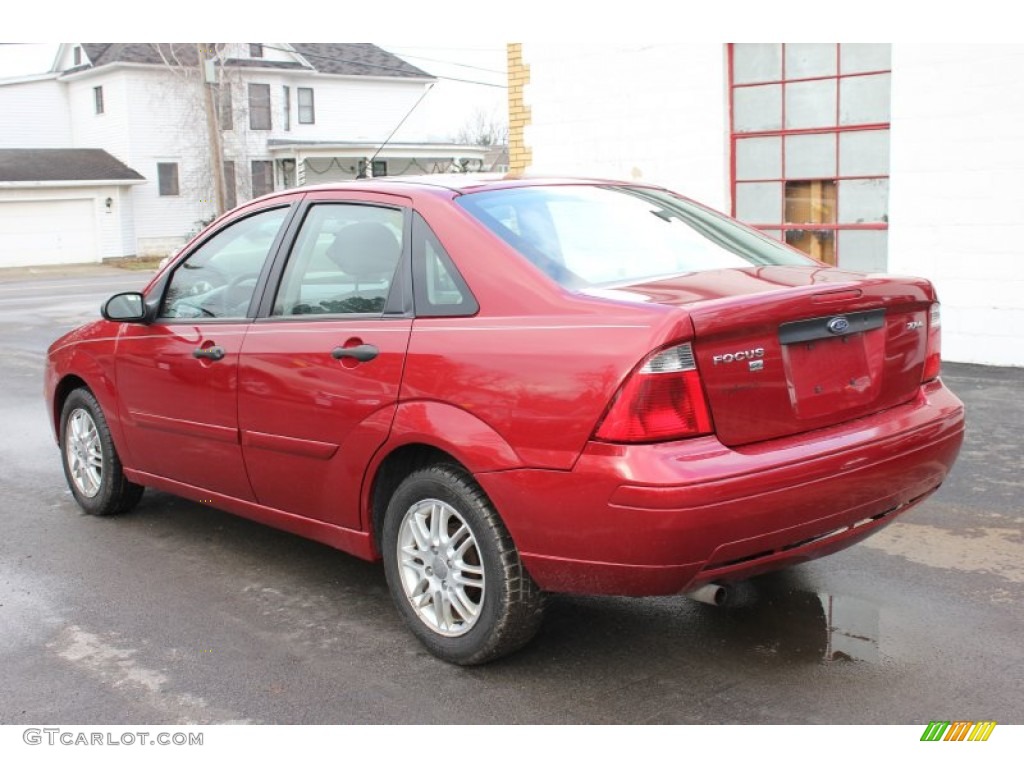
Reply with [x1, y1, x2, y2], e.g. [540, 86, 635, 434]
[326, 222, 401, 279]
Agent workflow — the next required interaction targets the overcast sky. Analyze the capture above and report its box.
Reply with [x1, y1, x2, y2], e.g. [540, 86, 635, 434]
[0, 42, 507, 142]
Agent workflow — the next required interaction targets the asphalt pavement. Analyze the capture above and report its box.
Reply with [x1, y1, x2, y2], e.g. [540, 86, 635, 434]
[1, 265, 1021, 725]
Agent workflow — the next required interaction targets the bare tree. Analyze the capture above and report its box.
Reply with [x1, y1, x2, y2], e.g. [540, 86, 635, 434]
[148, 43, 229, 217]
[453, 107, 508, 147]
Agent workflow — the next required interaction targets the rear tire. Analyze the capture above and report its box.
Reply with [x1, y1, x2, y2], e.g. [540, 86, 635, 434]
[382, 464, 544, 665]
[59, 388, 143, 516]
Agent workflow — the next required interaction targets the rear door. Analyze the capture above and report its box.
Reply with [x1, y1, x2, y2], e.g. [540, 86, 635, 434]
[237, 192, 413, 529]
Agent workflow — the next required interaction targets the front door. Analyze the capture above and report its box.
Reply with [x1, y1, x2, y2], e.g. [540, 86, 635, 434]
[115, 205, 292, 499]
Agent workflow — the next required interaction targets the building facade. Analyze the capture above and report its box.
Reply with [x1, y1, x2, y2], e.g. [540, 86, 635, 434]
[510, 43, 1024, 368]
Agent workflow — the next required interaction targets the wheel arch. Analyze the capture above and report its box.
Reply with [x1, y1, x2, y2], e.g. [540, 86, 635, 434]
[52, 373, 90, 440]
[48, 347, 131, 466]
[363, 401, 525, 557]
[368, 443, 466, 559]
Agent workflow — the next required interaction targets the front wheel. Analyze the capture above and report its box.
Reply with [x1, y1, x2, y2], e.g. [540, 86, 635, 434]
[59, 388, 143, 516]
[382, 465, 544, 665]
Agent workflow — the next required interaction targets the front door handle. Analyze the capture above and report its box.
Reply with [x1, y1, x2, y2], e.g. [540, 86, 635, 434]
[193, 345, 226, 361]
[331, 344, 379, 363]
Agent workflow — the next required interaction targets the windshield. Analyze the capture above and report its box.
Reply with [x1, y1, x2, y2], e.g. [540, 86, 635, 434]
[457, 185, 814, 288]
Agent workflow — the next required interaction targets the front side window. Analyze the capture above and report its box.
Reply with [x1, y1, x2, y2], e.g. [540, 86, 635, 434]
[161, 207, 289, 320]
[298, 87, 315, 124]
[94, 86, 104, 114]
[248, 83, 271, 130]
[458, 185, 812, 289]
[157, 163, 179, 196]
[273, 204, 404, 316]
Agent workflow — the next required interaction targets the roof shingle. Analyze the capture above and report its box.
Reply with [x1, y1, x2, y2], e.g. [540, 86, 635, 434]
[75, 43, 431, 79]
[0, 149, 145, 182]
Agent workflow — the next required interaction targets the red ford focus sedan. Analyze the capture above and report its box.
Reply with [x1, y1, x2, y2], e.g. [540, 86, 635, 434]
[45, 176, 964, 664]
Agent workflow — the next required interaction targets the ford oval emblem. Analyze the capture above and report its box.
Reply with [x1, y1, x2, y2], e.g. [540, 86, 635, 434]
[827, 316, 851, 335]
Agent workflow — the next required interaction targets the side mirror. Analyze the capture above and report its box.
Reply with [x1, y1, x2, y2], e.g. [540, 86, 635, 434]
[102, 292, 148, 323]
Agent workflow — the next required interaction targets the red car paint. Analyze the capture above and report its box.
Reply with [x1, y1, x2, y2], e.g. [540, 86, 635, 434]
[45, 177, 964, 597]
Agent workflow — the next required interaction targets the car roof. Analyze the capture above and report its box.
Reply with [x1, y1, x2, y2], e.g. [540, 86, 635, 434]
[294, 174, 659, 196]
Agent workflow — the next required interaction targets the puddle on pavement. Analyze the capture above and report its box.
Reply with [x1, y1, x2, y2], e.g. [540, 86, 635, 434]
[711, 580, 881, 664]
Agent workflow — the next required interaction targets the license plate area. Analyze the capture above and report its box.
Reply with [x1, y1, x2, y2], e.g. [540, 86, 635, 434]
[778, 327, 884, 417]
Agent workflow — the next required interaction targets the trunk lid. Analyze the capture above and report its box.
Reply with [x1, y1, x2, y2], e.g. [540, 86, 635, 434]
[612, 265, 934, 447]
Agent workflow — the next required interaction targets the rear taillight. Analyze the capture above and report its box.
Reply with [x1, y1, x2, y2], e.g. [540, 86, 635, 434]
[922, 303, 942, 382]
[594, 342, 713, 443]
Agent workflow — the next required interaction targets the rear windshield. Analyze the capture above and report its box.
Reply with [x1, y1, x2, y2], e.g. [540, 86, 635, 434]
[457, 184, 814, 288]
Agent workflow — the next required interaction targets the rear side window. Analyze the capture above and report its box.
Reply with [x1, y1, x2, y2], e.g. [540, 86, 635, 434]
[457, 185, 813, 288]
[272, 203, 404, 316]
[411, 212, 478, 317]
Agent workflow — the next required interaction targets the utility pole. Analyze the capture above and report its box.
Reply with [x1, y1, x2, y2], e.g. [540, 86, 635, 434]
[198, 43, 226, 215]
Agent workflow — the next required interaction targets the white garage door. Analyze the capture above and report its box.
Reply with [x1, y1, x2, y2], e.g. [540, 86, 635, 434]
[0, 198, 99, 268]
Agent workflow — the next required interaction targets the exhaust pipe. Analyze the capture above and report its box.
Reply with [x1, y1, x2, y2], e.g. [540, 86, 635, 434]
[684, 583, 729, 607]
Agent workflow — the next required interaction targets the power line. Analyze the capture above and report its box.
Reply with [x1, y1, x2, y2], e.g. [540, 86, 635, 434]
[379, 51, 507, 75]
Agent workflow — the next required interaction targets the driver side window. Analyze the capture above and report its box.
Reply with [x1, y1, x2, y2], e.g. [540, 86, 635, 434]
[160, 207, 288, 319]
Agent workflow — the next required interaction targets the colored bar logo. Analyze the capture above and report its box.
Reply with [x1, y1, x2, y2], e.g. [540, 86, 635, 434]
[921, 721, 997, 741]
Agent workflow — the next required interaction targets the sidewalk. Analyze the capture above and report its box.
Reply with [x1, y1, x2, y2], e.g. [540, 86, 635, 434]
[0, 260, 161, 282]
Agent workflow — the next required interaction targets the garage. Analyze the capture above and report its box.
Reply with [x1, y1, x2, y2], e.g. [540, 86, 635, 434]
[0, 197, 98, 267]
[0, 148, 144, 269]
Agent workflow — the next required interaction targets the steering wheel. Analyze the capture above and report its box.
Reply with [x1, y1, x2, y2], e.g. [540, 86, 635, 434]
[221, 273, 260, 315]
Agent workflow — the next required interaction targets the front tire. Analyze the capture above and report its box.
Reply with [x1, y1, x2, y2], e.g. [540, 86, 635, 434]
[382, 464, 544, 665]
[59, 388, 143, 516]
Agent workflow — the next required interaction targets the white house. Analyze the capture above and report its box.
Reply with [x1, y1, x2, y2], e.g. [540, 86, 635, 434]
[0, 43, 489, 266]
[507, 43, 1024, 368]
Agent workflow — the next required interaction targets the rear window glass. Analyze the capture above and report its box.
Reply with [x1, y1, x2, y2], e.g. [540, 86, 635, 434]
[457, 185, 813, 288]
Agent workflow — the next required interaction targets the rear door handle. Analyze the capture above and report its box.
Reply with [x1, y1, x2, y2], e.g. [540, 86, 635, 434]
[193, 345, 226, 361]
[331, 344, 379, 363]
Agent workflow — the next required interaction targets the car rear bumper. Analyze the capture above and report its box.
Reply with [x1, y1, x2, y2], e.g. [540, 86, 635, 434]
[477, 379, 965, 596]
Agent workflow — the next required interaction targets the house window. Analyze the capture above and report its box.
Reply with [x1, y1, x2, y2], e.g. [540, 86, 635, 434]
[73, 47, 82, 66]
[217, 85, 233, 130]
[298, 87, 315, 124]
[357, 160, 388, 178]
[251, 160, 274, 198]
[158, 163, 179, 196]
[94, 86, 104, 115]
[729, 43, 891, 271]
[283, 86, 291, 131]
[249, 44, 264, 58]
[223, 160, 237, 210]
[248, 83, 271, 130]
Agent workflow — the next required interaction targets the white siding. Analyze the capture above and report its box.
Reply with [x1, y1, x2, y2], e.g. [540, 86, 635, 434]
[888, 44, 1024, 367]
[219, 73, 429, 198]
[120, 67, 214, 252]
[0, 78, 72, 147]
[521, 43, 730, 212]
[68, 71, 133, 160]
